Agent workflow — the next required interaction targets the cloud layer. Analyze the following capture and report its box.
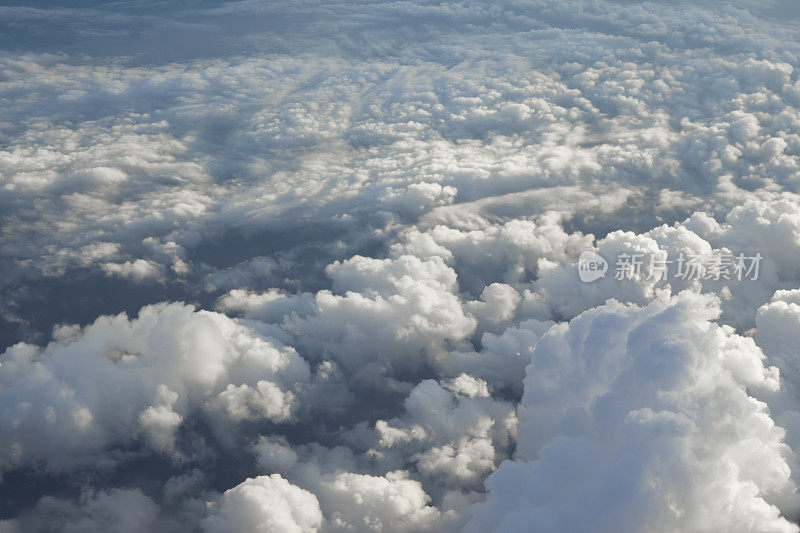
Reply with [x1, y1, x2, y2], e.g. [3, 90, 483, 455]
[3, 0, 800, 531]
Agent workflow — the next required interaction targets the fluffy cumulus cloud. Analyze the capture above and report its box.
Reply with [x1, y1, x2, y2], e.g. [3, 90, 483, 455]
[468, 291, 798, 532]
[0, 302, 323, 474]
[202, 475, 323, 533]
[4, 0, 800, 531]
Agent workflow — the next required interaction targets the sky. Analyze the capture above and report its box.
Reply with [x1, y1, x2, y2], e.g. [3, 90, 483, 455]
[3, 0, 800, 531]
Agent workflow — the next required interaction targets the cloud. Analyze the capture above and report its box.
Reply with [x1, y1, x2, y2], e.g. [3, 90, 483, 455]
[102, 259, 164, 283]
[467, 291, 798, 532]
[8, 488, 177, 533]
[370, 375, 517, 489]
[202, 475, 323, 533]
[318, 470, 442, 532]
[3, 0, 800, 530]
[0, 302, 316, 472]
[278, 254, 477, 384]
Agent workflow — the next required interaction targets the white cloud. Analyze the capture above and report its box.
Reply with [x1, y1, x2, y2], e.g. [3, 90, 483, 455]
[202, 475, 323, 533]
[0, 302, 314, 472]
[467, 291, 798, 532]
[3, 0, 800, 530]
[102, 259, 163, 283]
[318, 471, 441, 533]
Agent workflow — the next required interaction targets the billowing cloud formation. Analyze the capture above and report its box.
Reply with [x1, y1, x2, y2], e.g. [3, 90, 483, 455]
[202, 475, 323, 533]
[3, 0, 800, 531]
[0, 302, 316, 472]
[468, 291, 798, 532]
